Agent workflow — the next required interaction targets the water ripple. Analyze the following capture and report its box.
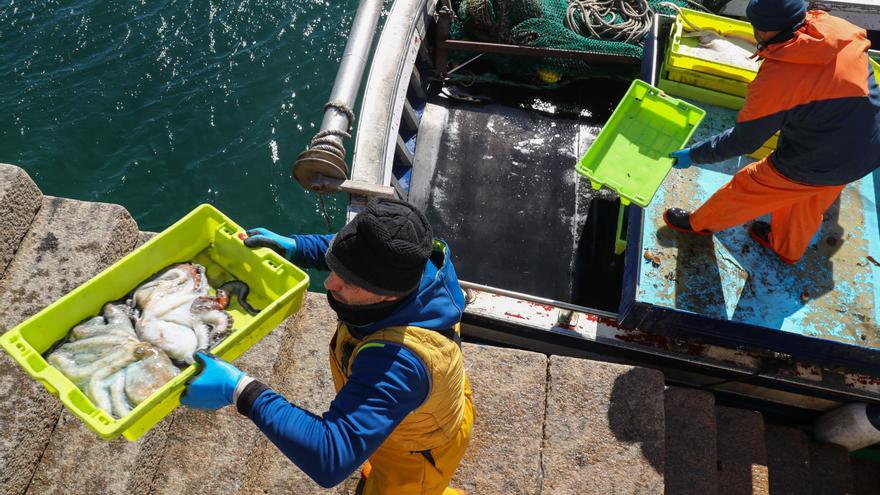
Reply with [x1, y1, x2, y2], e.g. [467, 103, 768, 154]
[1, 0, 362, 247]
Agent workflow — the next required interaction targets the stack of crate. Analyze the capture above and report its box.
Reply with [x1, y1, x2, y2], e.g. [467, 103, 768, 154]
[657, 9, 775, 159]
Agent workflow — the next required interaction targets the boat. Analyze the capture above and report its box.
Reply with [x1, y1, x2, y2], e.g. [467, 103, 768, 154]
[292, 0, 880, 451]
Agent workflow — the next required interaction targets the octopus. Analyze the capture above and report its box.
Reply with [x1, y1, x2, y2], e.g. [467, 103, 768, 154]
[47, 303, 179, 418]
[131, 263, 233, 364]
[46, 263, 251, 419]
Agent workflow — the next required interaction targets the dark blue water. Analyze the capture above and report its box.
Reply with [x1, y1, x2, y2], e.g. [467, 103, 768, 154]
[0, 0, 366, 244]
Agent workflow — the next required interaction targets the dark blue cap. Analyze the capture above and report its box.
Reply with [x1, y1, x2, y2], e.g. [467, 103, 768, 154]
[746, 0, 807, 32]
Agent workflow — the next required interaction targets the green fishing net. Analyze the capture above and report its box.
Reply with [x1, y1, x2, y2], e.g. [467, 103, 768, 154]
[448, 0, 690, 85]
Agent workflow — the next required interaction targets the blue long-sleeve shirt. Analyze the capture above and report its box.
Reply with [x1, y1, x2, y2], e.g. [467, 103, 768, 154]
[246, 344, 429, 487]
[240, 233, 465, 488]
[290, 234, 334, 271]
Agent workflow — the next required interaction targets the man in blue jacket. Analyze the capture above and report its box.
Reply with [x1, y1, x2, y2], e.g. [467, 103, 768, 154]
[181, 198, 473, 494]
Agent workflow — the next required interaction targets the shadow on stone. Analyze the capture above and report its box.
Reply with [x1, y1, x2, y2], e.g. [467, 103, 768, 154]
[607, 368, 665, 475]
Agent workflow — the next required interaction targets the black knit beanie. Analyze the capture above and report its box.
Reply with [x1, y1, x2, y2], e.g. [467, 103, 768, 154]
[325, 198, 433, 297]
[747, 0, 806, 32]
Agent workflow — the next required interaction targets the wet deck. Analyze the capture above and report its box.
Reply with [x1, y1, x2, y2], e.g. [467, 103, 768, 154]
[628, 100, 880, 366]
[409, 86, 624, 304]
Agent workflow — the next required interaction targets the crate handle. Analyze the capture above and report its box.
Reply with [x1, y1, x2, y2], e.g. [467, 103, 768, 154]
[217, 223, 236, 238]
[2, 335, 38, 373]
[10, 337, 31, 358]
[263, 259, 284, 274]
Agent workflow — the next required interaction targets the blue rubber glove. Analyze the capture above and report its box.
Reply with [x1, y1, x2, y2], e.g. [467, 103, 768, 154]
[244, 228, 297, 260]
[670, 148, 692, 169]
[181, 351, 247, 410]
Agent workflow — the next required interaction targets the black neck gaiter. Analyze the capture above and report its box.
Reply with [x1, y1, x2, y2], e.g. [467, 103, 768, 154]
[757, 21, 804, 51]
[326, 291, 406, 331]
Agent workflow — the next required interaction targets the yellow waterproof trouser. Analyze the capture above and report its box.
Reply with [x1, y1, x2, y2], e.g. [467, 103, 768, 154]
[361, 382, 474, 495]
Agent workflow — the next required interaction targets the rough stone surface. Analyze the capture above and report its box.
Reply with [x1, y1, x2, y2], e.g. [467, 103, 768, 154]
[26, 416, 172, 495]
[0, 197, 138, 495]
[452, 343, 548, 495]
[149, 322, 287, 495]
[665, 387, 718, 495]
[851, 457, 880, 495]
[809, 442, 854, 495]
[137, 231, 157, 247]
[764, 425, 811, 495]
[542, 356, 665, 494]
[0, 164, 42, 280]
[716, 406, 769, 495]
[239, 292, 345, 494]
[24, 292, 344, 495]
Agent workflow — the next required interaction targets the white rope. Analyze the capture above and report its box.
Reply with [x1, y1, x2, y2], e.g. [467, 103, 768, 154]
[564, 0, 710, 44]
[564, 0, 654, 44]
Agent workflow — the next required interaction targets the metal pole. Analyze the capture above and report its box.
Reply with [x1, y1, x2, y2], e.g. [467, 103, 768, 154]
[320, 0, 384, 140]
[458, 280, 619, 320]
[292, 0, 384, 193]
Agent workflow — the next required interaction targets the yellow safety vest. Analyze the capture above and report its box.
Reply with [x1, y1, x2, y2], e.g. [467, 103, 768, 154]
[328, 322, 467, 452]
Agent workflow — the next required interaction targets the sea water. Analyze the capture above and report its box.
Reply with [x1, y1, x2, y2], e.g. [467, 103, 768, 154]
[0, 0, 375, 289]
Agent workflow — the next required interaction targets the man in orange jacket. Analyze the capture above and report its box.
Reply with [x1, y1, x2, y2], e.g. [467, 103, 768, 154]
[663, 0, 880, 264]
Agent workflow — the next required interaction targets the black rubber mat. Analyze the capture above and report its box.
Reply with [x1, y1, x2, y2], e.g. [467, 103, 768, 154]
[421, 97, 598, 301]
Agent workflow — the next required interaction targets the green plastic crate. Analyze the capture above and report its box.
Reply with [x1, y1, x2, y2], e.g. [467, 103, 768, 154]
[576, 79, 706, 207]
[0, 204, 309, 441]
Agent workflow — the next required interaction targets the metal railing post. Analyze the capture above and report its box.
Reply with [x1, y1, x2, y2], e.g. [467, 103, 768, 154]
[292, 0, 389, 195]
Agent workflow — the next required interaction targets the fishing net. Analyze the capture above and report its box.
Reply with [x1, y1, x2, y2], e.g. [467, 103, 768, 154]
[448, 0, 691, 85]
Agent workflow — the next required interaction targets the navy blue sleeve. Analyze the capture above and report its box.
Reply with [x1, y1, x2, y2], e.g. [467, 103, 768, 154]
[245, 344, 429, 488]
[690, 112, 783, 164]
[289, 234, 334, 271]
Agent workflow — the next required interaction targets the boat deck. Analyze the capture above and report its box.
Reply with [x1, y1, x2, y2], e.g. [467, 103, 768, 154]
[409, 84, 626, 305]
[626, 100, 880, 367]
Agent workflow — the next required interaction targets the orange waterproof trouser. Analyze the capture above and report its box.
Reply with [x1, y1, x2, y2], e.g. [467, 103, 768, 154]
[689, 157, 845, 263]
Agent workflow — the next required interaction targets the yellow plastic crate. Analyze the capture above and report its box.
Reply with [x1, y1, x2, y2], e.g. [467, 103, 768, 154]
[666, 64, 750, 98]
[658, 72, 745, 110]
[667, 8, 760, 84]
[0, 204, 309, 441]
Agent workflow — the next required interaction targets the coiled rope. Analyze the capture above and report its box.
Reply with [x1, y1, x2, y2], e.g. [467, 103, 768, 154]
[564, 0, 654, 44]
[310, 128, 351, 161]
[308, 101, 355, 232]
[564, 0, 709, 44]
